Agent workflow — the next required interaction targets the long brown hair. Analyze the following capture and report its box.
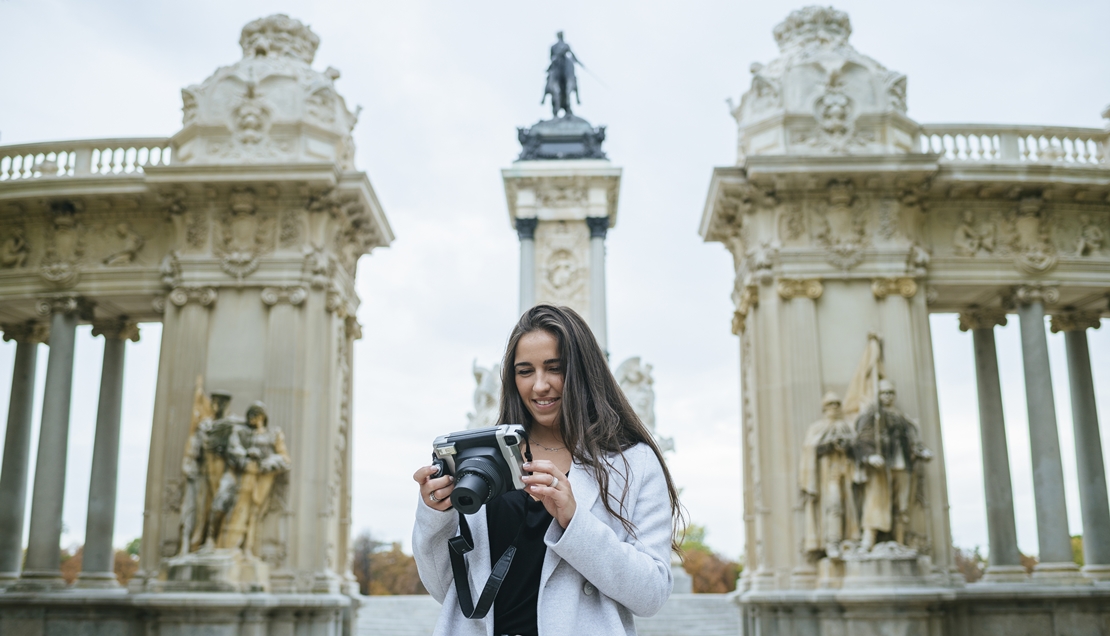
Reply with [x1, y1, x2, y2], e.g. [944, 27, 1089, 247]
[497, 304, 685, 552]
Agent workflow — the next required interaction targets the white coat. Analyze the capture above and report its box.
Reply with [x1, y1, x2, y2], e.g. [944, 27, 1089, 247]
[412, 442, 674, 636]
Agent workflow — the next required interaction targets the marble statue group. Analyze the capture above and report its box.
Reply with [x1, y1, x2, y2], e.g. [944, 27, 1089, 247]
[799, 337, 933, 562]
[179, 379, 291, 558]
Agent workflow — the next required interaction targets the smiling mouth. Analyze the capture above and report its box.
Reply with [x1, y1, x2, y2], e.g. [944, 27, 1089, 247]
[534, 398, 559, 407]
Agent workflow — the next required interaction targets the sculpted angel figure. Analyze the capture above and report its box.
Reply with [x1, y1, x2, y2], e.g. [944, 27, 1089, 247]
[799, 392, 858, 559]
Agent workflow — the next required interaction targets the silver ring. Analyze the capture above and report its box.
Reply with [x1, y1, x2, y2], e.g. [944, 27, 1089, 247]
[550, 477, 559, 489]
[429, 492, 440, 503]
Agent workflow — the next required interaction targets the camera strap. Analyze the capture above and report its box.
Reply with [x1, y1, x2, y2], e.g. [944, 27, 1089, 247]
[448, 511, 526, 619]
[447, 434, 533, 620]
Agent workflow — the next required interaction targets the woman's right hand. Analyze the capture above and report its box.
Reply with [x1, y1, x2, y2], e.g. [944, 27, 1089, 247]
[413, 465, 454, 511]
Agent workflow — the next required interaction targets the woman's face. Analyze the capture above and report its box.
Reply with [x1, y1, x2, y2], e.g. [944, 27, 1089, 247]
[514, 329, 565, 435]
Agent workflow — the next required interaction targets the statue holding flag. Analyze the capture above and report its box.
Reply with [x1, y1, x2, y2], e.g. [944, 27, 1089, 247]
[845, 333, 933, 552]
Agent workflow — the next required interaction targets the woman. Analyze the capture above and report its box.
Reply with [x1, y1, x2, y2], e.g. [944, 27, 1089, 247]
[413, 304, 684, 636]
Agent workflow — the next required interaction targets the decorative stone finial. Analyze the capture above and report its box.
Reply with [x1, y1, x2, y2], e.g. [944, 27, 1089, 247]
[174, 15, 358, 168]
[239, 14, 320, 64]
[731, 6, 914, 160]
[772, 6, 852, 53]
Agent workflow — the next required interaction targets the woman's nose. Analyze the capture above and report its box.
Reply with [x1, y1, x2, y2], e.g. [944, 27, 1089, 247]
[533, 372, 550, 392]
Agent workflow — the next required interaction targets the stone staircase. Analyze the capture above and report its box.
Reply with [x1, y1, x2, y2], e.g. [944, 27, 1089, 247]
[356, 593, 740, 635]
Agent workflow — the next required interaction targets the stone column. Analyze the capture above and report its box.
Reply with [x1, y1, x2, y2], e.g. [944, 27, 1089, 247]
[76, 319, 140, 588]
[586, 217, 609, 353]
[778, 279, 823, 589]
[1051, 311, 1110, 582]
[1014, 286, 1084, 582]
[0, 321, 48, 585]
[958, 308, 1026, 582]
[517, 217, 537, 315]
[15, 297, 83, 590]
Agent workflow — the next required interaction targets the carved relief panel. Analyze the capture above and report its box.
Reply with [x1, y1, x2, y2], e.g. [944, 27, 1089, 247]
[534, 220, 590, 316]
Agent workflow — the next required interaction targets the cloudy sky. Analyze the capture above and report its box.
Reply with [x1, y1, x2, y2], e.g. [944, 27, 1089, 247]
[0, 0, 1108, 563]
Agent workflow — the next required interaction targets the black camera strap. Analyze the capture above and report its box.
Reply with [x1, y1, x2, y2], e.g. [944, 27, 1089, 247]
[446, 435, 534, 620]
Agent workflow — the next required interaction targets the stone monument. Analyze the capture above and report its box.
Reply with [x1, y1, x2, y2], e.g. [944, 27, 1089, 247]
[0, 13, 392, 634]
[701, 5, 1110, 633]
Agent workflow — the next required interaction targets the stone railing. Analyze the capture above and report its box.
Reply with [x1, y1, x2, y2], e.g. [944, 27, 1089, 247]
[919, 124, 1108, 165]
[0, 138, 172, 181]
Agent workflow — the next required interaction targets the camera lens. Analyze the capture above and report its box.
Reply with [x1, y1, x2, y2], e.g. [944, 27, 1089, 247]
[451, 457, 505, 514]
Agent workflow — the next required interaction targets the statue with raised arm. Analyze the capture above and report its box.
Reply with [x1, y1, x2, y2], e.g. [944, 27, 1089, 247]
[854, 379, 933, 551]
[543, 31, 580, 118]
[799, 392, 858, 560]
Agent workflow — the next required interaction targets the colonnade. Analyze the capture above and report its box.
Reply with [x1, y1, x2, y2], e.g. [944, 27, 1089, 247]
[959, 285, 1110, 583]
[0, 296, 138, 590]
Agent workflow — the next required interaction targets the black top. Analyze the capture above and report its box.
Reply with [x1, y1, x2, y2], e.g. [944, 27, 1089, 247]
[487, 489, 554, 636]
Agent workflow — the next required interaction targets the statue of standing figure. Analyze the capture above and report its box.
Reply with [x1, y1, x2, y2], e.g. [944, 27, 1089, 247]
[854, 379, 933, 551]
[179, 389, 291, 557]
[542, 31, 580, 118]
[217, 402, 291, 553]
[799, 392, 858, 560]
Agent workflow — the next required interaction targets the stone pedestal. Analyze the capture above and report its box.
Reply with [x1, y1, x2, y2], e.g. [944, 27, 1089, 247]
[502, 159, 620, 336]
[160, 548, 270, 593]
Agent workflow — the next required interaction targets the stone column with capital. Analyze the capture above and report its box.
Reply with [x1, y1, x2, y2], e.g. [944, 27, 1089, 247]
[517, 217, 537, 314]
[77, 318, 140, 588]
[1051, 311, 1110, 581]
[0, 321, 49, 586]
[586, 216, 609, 353]
[958, 308, 1026, 582]
[14, 297, 84, 590]
[1014, 286, 1086, 582]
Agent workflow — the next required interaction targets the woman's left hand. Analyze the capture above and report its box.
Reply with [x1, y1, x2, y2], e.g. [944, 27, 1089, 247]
[522, 460, 576, 529]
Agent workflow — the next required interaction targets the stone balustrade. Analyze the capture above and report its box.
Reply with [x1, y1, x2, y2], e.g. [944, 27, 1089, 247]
[0, 138, 172, 181]
[919, 124, 1108, 164]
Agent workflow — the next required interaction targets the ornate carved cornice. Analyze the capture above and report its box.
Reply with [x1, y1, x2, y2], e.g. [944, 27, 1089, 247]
[958, 307, 1008, 332]
[1050, 311, 1102, 333]
[871, 277, 917, 299]
[92, 318, 140, 342]
[1011, 284, 1059, 306]
[731, 284, 759, 335]
[1, 320, 50, 344]
[168, 286, 218, 307]
[776, 278, 823, 300]
[261, 286, 307, 307]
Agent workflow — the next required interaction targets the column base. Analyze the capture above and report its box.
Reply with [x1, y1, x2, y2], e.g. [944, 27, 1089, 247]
[311, 570, 342, 594]
[7, 570, 68, 591]
[1081, 564, 1110, 583]
[789, 565, 817, 590]
[75, 571, 121, 589]
[1031, 561, 1091, 585]
[0, 572, 20, 589]
[980, 564, 1029, 583]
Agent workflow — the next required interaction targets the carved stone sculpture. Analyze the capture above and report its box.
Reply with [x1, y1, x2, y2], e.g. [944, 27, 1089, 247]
[615, 357, 674, 453]
[799, 392, 859, 560]
[103, 222, 144, 265]
[179, 384, 230, 554]
[854, 379, 933, 551]
[1076, 214, 1104, 256]
[952, 210, 995, 256]
[217, 402, 291, 554]
[466, 360, 502, 430]
[0, 227, 29, 268]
